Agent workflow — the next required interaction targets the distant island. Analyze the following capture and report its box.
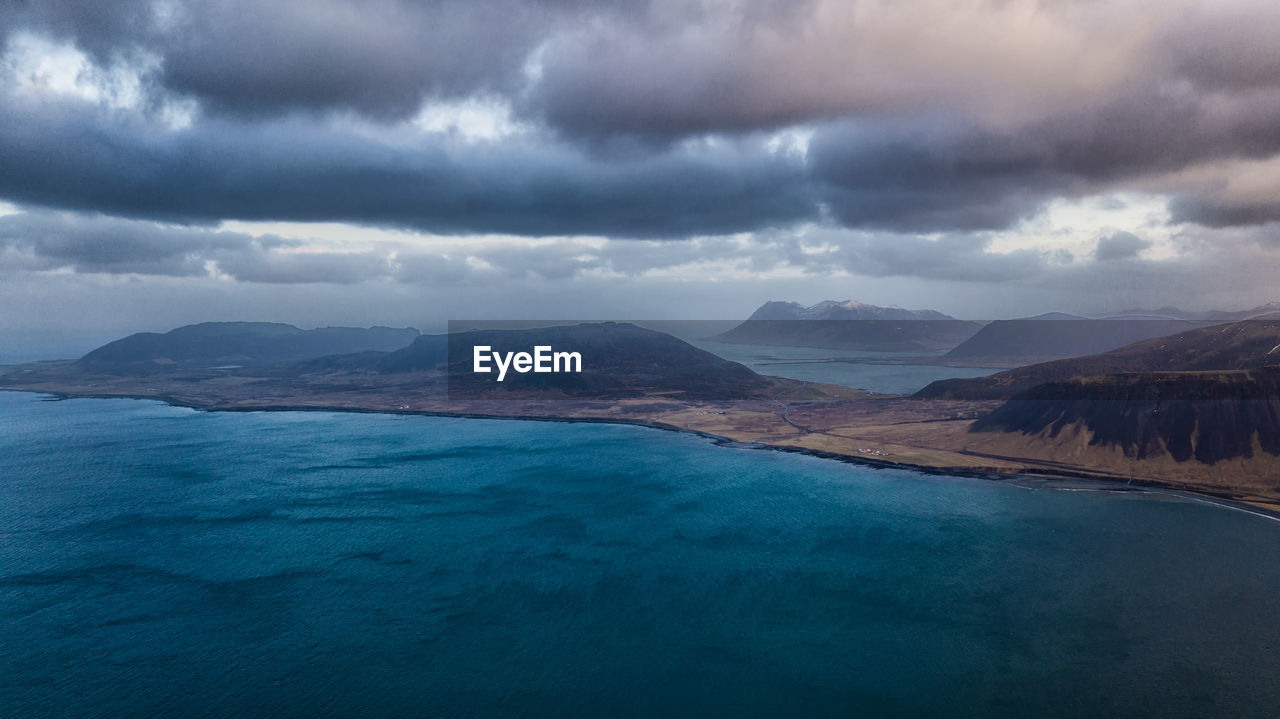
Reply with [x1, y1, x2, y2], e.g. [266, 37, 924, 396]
[711, 300, 983, 351]
[3, 318, 1279, 511]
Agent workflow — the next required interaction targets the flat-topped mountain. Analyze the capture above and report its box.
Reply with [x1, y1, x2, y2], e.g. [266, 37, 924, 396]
[970, 368, 1280, 465]
[932, 317, 1280, 478]
[78, 322, 420, 371]
[917, 315, 1280, 399]
[712, 300, 981, 351]
[745, 300, 955, 321]
[942, 314, 1202, 363]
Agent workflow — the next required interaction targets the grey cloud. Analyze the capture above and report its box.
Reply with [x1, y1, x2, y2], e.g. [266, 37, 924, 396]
[807, 120, 1069, 232]
[528, 1, 1280, 232]
[816, 232, 1053, 283]
[155, 1, 566, 119]
[0, 209, 1058, 287]
[3, 0, 1280, 241]
[1167, 3, 1280, 94]
[804, 78, 1280, 232]
[391, 253, 476, 286]
[1094, 231, 1150, 261]
[9, 0, 1279, 143]
[0, 98, 817, 238]
[218, 248, 483, 286]
[214, 251, 392, 285]
[474, 242, 602, 280]
[0, 210, 318, 284]
[0, 210, 498, 285]
[580, 230, 1066, 284]
[1168, 195, 1280, 229]
[593, 237, 748, 276]
[0, 1, 156, 59]
[0, 210, 260, 276]
[5, 209, 1280, 322]
[527, 1, 1280, 140]
[2, 0, 633, 120]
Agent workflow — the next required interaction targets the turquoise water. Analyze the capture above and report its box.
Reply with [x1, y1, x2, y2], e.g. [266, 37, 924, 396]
[691, 340, 1002, 394]
[2, 390, 1279, 717]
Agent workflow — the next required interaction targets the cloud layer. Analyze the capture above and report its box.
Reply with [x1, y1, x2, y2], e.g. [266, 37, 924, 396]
[3, 0, 1280, 342]
[2, 0, 1280, 237]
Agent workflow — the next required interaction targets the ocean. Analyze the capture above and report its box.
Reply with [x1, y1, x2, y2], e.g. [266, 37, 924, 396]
[2, 390, 1279, 717]
[688, 340, 1002, 395]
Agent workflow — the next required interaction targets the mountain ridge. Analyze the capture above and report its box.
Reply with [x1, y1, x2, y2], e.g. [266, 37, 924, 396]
[916, 315, 1280, 399]
[969, 368, 1280, 465]
[942, 316, 1203, 362]
[746, 300, 956, 321]
[78, 322, 421, 371]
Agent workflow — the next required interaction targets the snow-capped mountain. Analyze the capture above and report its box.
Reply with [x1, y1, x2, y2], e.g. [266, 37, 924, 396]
[746, 300, 955, 322]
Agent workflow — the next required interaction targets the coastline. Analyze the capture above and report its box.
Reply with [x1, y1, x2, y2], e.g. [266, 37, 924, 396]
[8, 386, 1279, 522]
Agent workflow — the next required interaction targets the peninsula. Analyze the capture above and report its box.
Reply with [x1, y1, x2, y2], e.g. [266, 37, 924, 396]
[4, 320, 1279, 511]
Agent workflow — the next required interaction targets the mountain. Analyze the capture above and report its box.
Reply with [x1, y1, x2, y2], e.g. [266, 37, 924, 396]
[712, 300, 982, 351]
[744, 300, 955, 321]
[295, 322, 778, 400]
[445, 323, 775, 399]
[373, 334, 449, 373]
[78, 322, 420, 372]
[970, 368, 1280, 465]
[942, 314, 1202, 362]
[1117, 302, 1280, 321]
[917, 315, 1280, 399]
[940, 316, 1280, 476]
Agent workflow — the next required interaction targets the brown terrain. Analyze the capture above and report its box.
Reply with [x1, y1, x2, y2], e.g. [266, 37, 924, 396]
[4, 319, 1279, 512]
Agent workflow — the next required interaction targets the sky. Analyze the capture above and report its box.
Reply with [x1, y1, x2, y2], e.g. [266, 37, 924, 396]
[2, 0, 1280, 355]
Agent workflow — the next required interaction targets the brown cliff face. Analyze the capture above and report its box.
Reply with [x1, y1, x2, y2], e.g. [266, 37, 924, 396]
[971, 368, 1280, 464]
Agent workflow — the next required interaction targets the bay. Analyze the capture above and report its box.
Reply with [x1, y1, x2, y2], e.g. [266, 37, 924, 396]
[2, 391, 1278, 717]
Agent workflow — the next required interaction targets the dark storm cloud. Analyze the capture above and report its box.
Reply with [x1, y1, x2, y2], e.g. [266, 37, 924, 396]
[805, 77, 1280, 232]
[2, 0, 1280, 237]
[13, 85, 1280, 240]
[1167, 194, 1280, 229]
[155, 1, 566, 119]
[0, 98, 816, 238]
[807, 120, 1070, 232]
[1, 0, 634, 119]
[0, 1, 156, 58]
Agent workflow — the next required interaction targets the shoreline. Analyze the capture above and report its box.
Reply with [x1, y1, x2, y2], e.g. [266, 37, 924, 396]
[8, 386, 1279, 522]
